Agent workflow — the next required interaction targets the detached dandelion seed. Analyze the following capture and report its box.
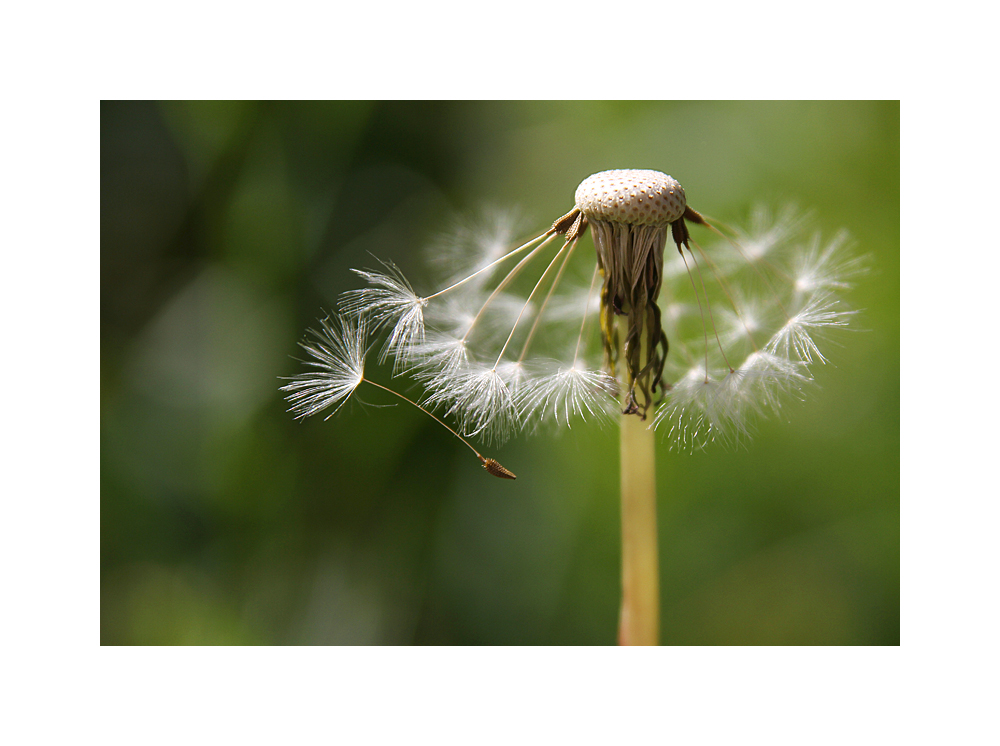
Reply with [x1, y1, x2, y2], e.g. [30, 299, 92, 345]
[284, 169, 860, 644]
[281, 314, 516, 479]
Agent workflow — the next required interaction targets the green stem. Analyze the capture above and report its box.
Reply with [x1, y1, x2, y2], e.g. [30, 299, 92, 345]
[618, 371, 660, 645]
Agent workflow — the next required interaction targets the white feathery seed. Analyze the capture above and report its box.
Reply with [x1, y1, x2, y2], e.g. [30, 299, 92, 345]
[281, 315, 368, 420]
[792, 230, 865, 297]
[518, 364, 618, 428]
[423, 364, 519, 444]
[340, 260, 427, 369]
[766, 293, 856, 364]
[408, 332, 469, 375]
[730, 204, 809, 263]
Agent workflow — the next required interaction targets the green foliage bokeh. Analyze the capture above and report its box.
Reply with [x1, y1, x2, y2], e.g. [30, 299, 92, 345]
[101, 101, 899, 645]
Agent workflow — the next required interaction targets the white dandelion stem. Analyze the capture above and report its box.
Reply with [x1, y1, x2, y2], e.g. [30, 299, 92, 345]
[618, 335, 659, 646]
[493, 236, 574, 367]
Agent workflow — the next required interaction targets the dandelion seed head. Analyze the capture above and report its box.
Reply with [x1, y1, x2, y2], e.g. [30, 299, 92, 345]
[304, 171, 858, 454]
[569, 169, 706, 418]
[280, 315, 367, 420]
[461, 367, 519, 443]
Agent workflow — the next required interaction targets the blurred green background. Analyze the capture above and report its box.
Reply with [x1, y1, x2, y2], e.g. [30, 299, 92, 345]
[101, 101, 899, 645]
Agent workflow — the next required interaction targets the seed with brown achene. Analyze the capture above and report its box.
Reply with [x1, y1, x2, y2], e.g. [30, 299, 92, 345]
[482, 458, 517, 479]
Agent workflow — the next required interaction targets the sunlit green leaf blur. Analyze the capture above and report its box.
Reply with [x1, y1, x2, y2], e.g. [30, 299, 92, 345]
[101, 101, 899, 645]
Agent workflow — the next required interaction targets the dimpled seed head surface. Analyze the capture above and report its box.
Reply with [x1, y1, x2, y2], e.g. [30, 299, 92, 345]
[575, 169, 686, 226]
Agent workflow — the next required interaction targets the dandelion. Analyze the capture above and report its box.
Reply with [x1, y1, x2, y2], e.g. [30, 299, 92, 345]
[285, 169, 859, 644]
